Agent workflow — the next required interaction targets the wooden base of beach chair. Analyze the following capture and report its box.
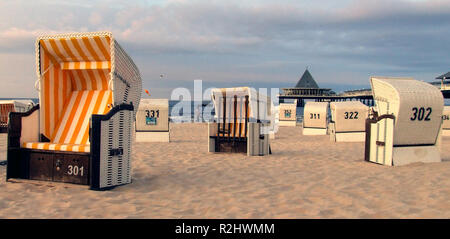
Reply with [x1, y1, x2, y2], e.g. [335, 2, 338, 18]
[367, 145, 441, 166]
[391, 146, 441, 166]
[279, 120, 297, 127]
[331, 132, 365, 142]
[302, 127, 327, 135]
[209, 138, 248, 154]
[8, 149, 90, 185]
[135, 131, 170, 142]
[208, 122, 270, 156]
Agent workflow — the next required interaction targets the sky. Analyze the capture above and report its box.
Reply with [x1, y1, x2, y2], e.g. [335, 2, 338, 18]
[0, 0, 449, 98]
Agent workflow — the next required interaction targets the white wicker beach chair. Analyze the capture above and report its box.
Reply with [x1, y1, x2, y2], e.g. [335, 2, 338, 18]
[302, 102, 329, 135]
[135, 99, 170, 142]
[7, 32, 142, 189]
[365, 77, 443, 166]
[208, 87, 271, 156]
[279, 100, 297, 127]
[329, 101, 369, 142]
[441, 106, 450, 137]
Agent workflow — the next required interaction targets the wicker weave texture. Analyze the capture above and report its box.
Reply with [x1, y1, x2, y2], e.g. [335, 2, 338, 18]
[330, 101, 368, 132]
[112, 40, 142, 118]
[279, 103, 297, 121]
[371, 77, 444, 146]
[442, 106, 450, 129]
[303, 102, 328, 128]
[99, 110, 133, 188]
[136, 99, 169, 132]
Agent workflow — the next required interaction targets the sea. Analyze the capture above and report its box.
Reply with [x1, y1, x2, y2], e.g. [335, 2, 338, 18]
[3, 98, 450, 123]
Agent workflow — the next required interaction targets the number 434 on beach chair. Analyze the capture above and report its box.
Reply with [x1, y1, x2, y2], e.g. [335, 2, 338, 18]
[6, 32, 142, 190]
[365, 77, 443, 166]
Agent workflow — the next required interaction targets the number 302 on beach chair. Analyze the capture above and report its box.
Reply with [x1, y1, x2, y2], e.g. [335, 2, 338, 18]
[208, 87, 272, 156]
[365, 77, 443, 166]
[6, 32, 142, 190]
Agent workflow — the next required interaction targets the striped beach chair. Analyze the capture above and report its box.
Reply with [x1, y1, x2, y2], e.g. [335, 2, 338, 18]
[7, 32, 142, 189]
[208, 87, 272, 156]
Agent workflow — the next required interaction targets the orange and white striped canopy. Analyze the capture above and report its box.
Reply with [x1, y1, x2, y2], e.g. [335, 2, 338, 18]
[25, 32, 116, 152]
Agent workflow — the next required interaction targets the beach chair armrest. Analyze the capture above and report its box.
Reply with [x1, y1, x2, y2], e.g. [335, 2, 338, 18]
[8, 105, 40, 149]
[373, 114, 396, 123]
[90, 103, 134, 190]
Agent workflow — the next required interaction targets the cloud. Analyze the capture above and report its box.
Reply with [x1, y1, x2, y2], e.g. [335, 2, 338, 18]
[0, 0, 450, 98]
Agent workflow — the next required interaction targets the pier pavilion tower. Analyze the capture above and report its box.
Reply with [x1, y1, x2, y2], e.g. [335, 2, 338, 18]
[280, 69, 334, 106]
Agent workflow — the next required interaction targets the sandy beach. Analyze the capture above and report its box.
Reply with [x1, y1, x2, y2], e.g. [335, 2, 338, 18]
[0, 123, 449, 218]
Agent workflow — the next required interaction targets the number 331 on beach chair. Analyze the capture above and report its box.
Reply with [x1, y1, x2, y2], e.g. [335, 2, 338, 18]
[6, 32, 142, 189]
[365, 77, 443, 166]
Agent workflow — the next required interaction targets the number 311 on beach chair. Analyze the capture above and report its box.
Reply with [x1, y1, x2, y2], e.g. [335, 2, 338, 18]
[365, 77, 443, 166]
[6, 32, 142, 189]
[302, 102, 329, 135]
[208, 87, 272, 156]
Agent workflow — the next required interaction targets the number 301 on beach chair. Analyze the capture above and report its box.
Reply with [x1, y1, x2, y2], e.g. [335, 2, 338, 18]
[7, 32, 142, 189]
[365, 77, 443, 166]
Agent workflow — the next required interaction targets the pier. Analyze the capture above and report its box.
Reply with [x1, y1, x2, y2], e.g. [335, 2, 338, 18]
[279, 70, 450, 106]
[431, 72, 450, 98]
[278, 70, 374, 106]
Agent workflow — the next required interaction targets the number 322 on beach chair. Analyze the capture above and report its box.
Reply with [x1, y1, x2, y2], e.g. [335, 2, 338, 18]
[7, 32, 142, 190]
[365, 77, 443, 166]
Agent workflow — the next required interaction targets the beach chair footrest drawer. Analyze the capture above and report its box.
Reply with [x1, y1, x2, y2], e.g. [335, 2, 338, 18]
[216, 141, 247, 153]
[26, 151, 90, 185]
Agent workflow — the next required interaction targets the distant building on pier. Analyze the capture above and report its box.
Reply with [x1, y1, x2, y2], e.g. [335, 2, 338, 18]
[430, 71, 450, 98]
[278, 69, 374, 106]
[281, 69, 335, 98]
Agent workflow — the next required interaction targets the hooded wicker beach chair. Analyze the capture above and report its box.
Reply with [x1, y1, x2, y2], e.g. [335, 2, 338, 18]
[135, 98, 170, 142]
[7, 32, 142, 189]
[365, 77, 443, 166]
[329, 101, 369, 142]
[441, 106, 450, 137]
[302, 101, 329, 135]
[278, 100, 297, 127]
[208, 87, 272, 156]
